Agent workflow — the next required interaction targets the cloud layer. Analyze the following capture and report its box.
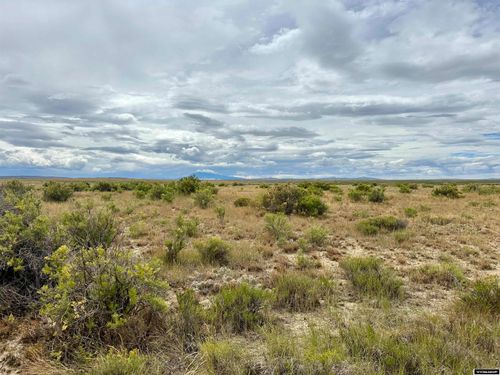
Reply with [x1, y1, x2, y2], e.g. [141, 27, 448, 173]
[1, 0, 499, 178]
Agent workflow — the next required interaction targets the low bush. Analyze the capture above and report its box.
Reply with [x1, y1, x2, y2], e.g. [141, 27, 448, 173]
[305, 225, 328, 249]
[428, 216, 453, 225]
[348, 189, 364, 202]
[214, 206, 225, 225]
[92, 181, 116, 192]
[368, 187, 385, 203]
[39, 245, 167, 355]
[42, 181, 73, 202]
[264, 213, 291, 242]
[398, 184, 411, 193]
[356, 216, 407, 235]
[193, 188, 214, 208]
[61, 203, 117, 249]
[340, 257, 404, 300]
[273, 271, 334, 311]
[234, 197, 251, 207]
[165, 215, 199, 264]
[394, 230, 411, 243]
[195, 237, 230, 265]
[411, 262, 466, 288]
[210, 283, 271, 333]
[176, 289, 205, 352]
[129, 221, 148, 238]
[432, 184, 462, 199]
[296, 194, 328, 216]
[0, 184, 59, 314]
[176, 175, 201, 195]
[261, 184, 305, 215]
[175, 214, 199, 238]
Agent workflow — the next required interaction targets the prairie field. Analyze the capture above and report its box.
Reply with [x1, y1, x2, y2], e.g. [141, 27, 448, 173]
[1, 178, 499, 374]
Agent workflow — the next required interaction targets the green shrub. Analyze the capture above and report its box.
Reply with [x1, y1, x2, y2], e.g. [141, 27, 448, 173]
[201, 340, 249, 375]
[393, 230, 411, 243]
[411, 263, 466, 288]
[273, 272, 334, 311]
[348, 189, 364, 202]
[305, 225, 328, 249]
[432, 184, 462, 198]
[264, 213, 291, 242]
[176, 289, 205, 352]
[129, 221, 148, 239]
[175, 214, 199, 238]
[195, 237, 230, 265]
[86, 349, 161, 375]
[210, 283, 271, 333]
[398, 184, 412, 193]
[39, 245, 167, 354]
[234, 197, 251, 207]
[193, 188, 214, 208]
[164, 215, 199, 264]
[356, 216, 407, 235]
[92, 181, 116, 192]
[459, 276, 499, 315]
[148, 183, 176, 202]
[214, 206, 225, 226]
[340, 257, 404, 300]
[42, 181, 73, 202]
[428, 216, 453, 225]
[0, 185, 59, 314]
[368, 187, 385, 203]
[61, 203, 117, 249]
[404, 207, 417, 218]
[176, 175, 201, 195]
[297, 194, 328, 216]
[261, 184, 305, 215]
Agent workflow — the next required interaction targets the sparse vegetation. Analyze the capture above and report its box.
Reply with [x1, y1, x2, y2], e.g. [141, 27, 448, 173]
[357, 216, 407, 235]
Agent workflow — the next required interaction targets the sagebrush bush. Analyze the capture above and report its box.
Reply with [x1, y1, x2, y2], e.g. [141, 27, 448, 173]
[176, 175, 200, 195]
[305, 225, 328, 249]
[356, 216, 407, 235]
[210, 283, 271, 333]
[164, 215, 199, 264]
[39, 245, 167, 355]
[176, 289, 205, 352]
[193, 188, 214, 208]
[404, 207, 418, 218]
[43, 181, 73, 202]
[432, 184, 462, 198]
[297, 194, 328, 216]
[61, 203, 117, 249]
[214, 206, 225, 226]
[367, 187, 385, 203]
[0, 183, 59, 314]
[175, 214, 199, 237]
[264, 213, 291, 242]
[261, 184, 305, 215]
[348, 189, 364, 202]
[340, 257, 404, 300]
[411, 262, 466, 288]
[234, 197, 251, 207]
[273, 272, 334, 311]
[398, 184, 412, 193]
[195, 237, 230, 265]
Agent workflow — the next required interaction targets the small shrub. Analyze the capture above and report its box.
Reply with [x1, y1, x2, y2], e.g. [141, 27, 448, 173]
[348, 189, 364, 202]
[305, 226, 328, 249]
[273, 271, 334, 311]
[176, 289, 205, 352]
[428, 216, 453, 225]
[296, 251, 321, 270]
[297, 194, 328, 216]
[210, 283, 271, 332]
[398, 184, 412, 193]
[393, 230, 411, 243]
[42, 182, 73, 202]
[411, 263, 466, 288]
[264, 213, 292, 242]
[340, 257, 404, 300]
[404, 207, 417, 218]
[201, 340, 249, 375]
[61, 203, 117, 249]
[261, 184, 305, 215]
[39, 246, 167, 355]
[368, 187, 385, 203]
[214, 206, 225, 226]
[176, 175, 200, 195]
[356, 216, 407, 235]
[175, 214, 199, 238]
[432, 184, 462, 199]
[129, 221, 148, 238]
[234, 197, 251, 207]
[92, 181, 116, 192]
[195, 237, 230, 265]
[459, 276, 499, 315]
[193, 188, 214, 208]
[164, 235, 185, 264]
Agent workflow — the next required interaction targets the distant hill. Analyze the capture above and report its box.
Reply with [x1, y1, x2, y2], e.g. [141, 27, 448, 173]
[192, 171, 244, 180]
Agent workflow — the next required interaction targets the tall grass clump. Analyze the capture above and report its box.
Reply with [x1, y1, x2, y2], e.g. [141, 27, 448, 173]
[86, 349, 162, 375]
[273, 272, 334, 311]
[305, 225, 328, 249]
[264, 213, 292, 242]
[210, 283, 271, 333]
[201, 340, 250, 375]
[340, 257, 404, 300]
[459, 276, 499, 315]
[411, 262, 466, 288]
[176, 289, 206, 352]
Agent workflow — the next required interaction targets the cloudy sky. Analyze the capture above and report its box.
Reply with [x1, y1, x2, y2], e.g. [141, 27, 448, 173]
[1, 0, 499, 179]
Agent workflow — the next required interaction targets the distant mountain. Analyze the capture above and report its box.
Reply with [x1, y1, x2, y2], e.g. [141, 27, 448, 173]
[192, 171, 244, 180]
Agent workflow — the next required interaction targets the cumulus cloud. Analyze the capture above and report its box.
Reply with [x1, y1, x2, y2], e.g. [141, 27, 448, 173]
[0, 0, 499, 178]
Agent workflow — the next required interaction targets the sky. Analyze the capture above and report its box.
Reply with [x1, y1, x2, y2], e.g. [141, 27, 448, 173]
[0, 0, 499, 179]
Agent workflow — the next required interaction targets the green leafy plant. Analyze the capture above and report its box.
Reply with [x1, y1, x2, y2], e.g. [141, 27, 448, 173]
[297, 194, 328, 216]
[195, 237, 230, 265]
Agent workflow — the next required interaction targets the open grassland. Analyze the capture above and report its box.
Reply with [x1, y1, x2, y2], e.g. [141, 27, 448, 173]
[1, 178, 499, 374]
